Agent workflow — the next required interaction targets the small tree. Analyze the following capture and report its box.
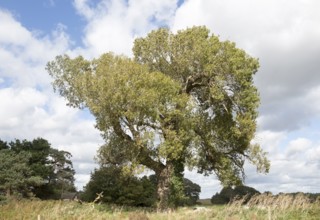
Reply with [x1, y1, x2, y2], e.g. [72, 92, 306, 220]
[47, 26, 269, 210]
[82, 165, 156, 206]
[183, 178, 201, 205]
[48, 149, 76, 198]
[0, 138, 75, 199]
[0, 140, 9, 150]
[211, 185, 260, 204]
[0, 150, 42, 197]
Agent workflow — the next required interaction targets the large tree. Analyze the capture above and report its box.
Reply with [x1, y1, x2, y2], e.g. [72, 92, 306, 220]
[46, 26, 269, 210]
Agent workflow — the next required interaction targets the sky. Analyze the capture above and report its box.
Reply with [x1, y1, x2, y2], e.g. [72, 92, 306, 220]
[0, 0, 320, 199]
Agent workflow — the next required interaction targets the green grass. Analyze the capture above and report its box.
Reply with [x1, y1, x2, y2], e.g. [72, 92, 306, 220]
[0, 195, 319, 220]
[198, 198, 212, 206]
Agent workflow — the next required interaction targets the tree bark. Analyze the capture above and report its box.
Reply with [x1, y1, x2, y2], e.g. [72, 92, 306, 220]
[156, 162, 174, 211]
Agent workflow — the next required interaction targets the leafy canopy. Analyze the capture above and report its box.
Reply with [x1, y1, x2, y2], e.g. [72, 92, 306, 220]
[47, 26, 269, 189]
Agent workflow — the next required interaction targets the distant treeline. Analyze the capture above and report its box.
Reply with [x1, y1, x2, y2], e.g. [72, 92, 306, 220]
[0, 138, 75, 200]
[0, 138, 201, 207]
[80, 165, 201, 207]
[211, 185, 320, 204]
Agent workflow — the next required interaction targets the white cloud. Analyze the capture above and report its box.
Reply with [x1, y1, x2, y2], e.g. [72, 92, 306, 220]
[172, 0, 320, 51]
[0, 87, 103, 152]
[0, 9, 102, 191]
[0, 9, 71, 88]
[74, 174, 92, 190]
[306, 145, 320, 162]
[286, 138, 312, 158]
[73, 0, 96, 19]
[0, 87, 47, 130]
[73, 0, 178, 57]
[253, 130, 287, 157]
[0, 10, 32, 45]
[246, 136, 320, 194]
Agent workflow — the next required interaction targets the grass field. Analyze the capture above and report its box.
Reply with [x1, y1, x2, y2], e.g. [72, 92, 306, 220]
[0, 194, 319, 219]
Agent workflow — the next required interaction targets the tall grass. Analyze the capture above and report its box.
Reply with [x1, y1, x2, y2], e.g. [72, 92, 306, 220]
[225, 193, 320, 220]
[0, 194, 319, 220]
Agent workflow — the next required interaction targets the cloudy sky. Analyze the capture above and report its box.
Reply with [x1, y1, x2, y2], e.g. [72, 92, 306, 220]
[1, 0, 319, 198]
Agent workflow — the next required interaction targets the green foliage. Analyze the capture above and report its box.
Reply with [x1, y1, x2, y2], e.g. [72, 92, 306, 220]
[0, 149, 40, 197]
[47, 26, 269, 209]
[147, 174, 201, 207]
[211, 185, 260, 204]
[46, 149, 76, 198]
[81, 165, 156, 207]
[0, 138, 75, 199]
[183, 178, 201, 205]
[82, 166, 201, 207]
[168, 175, 187, 207]
[0, 140, 9, 150]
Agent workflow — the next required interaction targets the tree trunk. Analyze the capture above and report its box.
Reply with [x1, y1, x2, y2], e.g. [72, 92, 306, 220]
[156, 163, 173, 211]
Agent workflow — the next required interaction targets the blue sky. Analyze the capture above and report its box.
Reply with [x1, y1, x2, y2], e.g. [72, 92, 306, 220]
[1, 0, 320, 199]
[1, 0, 85, 46]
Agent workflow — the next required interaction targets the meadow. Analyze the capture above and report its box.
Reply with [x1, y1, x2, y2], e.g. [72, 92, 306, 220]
[1, 194, 319, 220]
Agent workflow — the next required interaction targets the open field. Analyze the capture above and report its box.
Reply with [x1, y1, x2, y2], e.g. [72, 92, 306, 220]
[0, 194, 319, 220]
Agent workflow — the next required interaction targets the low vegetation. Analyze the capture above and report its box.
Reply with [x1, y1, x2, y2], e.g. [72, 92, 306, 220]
[0, 193, 319, 219]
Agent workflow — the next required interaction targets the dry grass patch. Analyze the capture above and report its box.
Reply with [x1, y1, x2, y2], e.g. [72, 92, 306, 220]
[0, 195, 319, 220]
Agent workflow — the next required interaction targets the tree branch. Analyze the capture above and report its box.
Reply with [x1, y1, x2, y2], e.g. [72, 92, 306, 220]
[111, 118, 133, 142]
[184, 74, 207, 94]
[117, 116, 164, 173]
